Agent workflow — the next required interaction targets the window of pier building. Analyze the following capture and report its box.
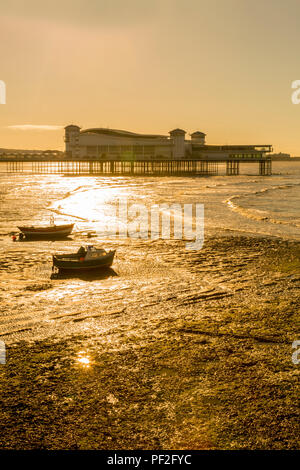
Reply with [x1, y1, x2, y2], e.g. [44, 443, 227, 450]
[229, 153, 263, 159]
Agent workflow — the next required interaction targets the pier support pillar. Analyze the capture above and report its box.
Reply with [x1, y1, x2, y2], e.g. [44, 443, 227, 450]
[259, 159, 272, 176]
[226, 160, 239, 175]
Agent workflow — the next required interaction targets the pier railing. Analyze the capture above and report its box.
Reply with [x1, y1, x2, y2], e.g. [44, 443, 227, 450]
[0, 158, 272, 176]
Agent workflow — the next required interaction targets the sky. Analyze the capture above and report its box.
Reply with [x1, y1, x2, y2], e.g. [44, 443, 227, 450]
[0, 0, 300, 154]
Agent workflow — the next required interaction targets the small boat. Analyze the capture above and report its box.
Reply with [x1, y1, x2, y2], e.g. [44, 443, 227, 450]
[18, 223, 74, 239]
[18, 216, 74, 239]
[52, 245, 116, 272]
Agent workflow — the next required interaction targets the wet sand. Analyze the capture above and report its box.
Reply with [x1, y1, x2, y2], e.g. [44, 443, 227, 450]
[0, 235, 299, 449]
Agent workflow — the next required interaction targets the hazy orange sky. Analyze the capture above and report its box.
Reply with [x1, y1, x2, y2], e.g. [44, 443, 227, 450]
[1, 0, 300, 154]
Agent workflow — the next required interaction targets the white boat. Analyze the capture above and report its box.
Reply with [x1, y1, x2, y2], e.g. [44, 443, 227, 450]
[18, 216, 74, 239]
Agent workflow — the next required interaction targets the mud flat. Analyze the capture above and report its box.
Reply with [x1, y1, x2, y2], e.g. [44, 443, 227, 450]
[0, 235, 299, 449]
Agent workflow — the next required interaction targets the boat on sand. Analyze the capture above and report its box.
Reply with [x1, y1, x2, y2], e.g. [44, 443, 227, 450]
[18, 223, 74, 239]
[52, 245, 116, 272]
[18, 215, 74, 239]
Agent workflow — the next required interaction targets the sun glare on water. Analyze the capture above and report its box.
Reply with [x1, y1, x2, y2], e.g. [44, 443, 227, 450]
[53, 183, 128, 224]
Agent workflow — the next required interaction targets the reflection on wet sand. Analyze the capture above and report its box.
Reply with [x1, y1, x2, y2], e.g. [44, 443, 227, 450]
[16, 235, 74, 242]
[76, 351, 91, 368]
[51, 267, 118, 281]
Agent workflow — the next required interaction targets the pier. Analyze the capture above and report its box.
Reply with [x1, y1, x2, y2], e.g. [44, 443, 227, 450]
[0, 157, 272, 176]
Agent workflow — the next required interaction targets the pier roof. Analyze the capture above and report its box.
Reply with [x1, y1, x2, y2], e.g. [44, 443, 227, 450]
[169, 128, 186, 135]
[80, 128, 167, 139]
[190, 131, 206, 136]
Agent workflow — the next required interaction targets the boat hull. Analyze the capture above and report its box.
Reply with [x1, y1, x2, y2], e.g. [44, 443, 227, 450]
[53, 250, 115, 272]
[18, 224, 74, 239]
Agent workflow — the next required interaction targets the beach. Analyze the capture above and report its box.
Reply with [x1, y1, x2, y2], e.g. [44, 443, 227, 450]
[0, 162, 299, 449]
